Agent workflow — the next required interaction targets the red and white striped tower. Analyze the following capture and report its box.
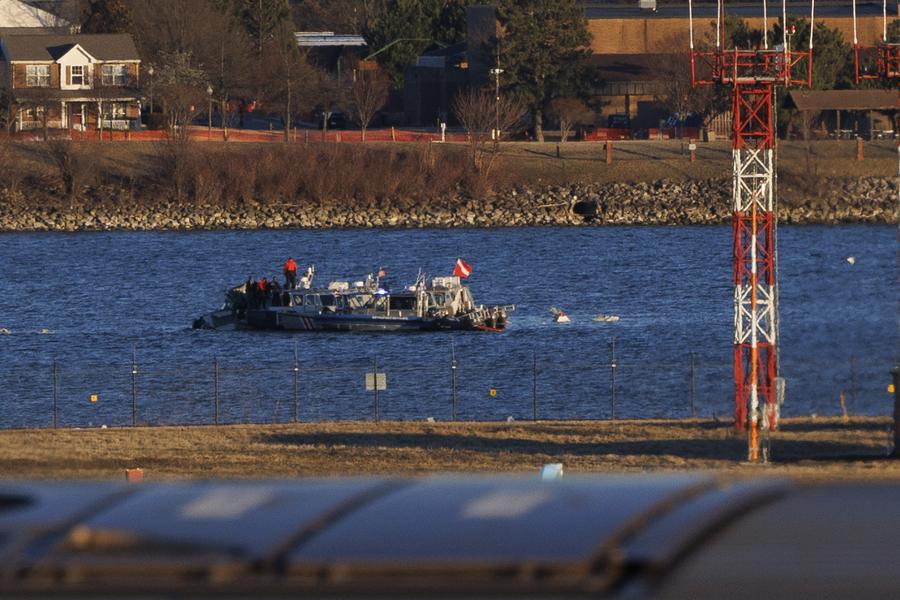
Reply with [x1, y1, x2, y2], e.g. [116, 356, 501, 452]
[689, 0, 813, 461]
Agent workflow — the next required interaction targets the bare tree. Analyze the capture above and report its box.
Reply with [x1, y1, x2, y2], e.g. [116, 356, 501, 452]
[452, 88, 526, 174]
[43, 138, 95, 200]
[655, 51, 729, 139]
[347, 67, 388, 141]
[0, 88, 20, 134]
[153, 50, 209, 136]
[260, 26, 322, 142]
[547, 97, 594, 142]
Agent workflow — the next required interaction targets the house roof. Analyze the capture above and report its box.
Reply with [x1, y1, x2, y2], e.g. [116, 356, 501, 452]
[2, 33, 138, 61]
[786, 89, 900, 111]
[0, 0, 66, 28]
[295, 31, 366, 47]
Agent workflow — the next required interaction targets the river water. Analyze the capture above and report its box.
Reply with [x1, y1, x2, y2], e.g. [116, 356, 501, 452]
[0, 225, 896, 427]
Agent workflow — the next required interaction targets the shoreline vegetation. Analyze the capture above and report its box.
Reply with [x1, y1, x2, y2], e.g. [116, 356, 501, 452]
[0, 139, 897, 232]
[0, 417, 895, 480]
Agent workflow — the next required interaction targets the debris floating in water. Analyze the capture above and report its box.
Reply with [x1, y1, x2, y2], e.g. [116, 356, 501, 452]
[549, 307, 571, 323]
[846, 256, 856, 265]
[593, 315, 620, 322]
[0, 328, 10, 335]
[39, 328, 51, 334]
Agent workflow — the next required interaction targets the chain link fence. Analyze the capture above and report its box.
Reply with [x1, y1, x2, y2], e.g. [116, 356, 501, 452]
[0, 344, 888, 429]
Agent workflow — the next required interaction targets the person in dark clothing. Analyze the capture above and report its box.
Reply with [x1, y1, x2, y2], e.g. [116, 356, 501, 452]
[247, 278, 258, 309]
[268, 278, 281, 306]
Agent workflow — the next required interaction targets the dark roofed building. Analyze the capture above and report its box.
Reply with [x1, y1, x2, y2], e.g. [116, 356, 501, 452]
[2, 33, 138, 61]
[0, 32, 142, 132]
[785, 89, 899, 138]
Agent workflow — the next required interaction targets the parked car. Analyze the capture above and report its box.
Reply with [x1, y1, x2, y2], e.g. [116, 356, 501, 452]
[607, 114, 630, 129]
[315, 111, 347, 130]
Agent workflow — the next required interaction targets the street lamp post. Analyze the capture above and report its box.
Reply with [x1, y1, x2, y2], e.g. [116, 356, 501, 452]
[147, 66, 154, 114]
[207, 84, 213, 139]
[489, 66, 503, 140]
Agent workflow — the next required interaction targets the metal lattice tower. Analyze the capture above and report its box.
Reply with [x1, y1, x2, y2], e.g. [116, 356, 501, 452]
[689, 0, 813, 461]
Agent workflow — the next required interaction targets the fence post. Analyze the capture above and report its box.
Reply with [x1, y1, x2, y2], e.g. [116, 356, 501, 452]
[373, 354, 380, 423]
[450, 345, 457, 421]
[131, 346, 137, 426]
[532, 351, 538, 421]
[610, 337, 617, 420]
[888, 365, 900, 458]
[52, 360, 58, 428]
[213, 357, 220, 425]
[293, 343, 300, 423]
[690, 352, 696, 418]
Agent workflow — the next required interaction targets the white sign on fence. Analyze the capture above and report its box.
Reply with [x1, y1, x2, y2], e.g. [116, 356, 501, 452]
[366, 372, 387, 391]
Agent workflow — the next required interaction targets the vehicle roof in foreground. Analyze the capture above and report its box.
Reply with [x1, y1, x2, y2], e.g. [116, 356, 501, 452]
[0, 475, 896, 598]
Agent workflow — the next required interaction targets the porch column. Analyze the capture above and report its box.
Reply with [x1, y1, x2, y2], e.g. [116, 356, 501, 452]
[61, 101, 67, 129]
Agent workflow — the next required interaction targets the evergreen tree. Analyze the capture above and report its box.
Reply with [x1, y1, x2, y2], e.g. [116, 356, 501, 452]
[81, 0, 133, 34]
[773, 17, 850, 90]
[496, 0, 593, 141]
[365, 0, 472, 89]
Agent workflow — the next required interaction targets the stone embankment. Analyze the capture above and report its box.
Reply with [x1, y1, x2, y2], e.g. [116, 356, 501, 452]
[0, 177, 894, 231]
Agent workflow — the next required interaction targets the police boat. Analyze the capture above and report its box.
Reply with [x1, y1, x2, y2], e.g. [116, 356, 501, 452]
[192, 265, 514, 332]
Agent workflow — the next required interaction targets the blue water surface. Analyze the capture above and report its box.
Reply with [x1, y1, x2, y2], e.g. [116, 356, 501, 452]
[0, 225, 895, 426]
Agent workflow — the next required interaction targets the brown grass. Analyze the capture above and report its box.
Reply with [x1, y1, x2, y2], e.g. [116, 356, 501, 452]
[1, 417, 896, 482]
[1, 138, 894, 208]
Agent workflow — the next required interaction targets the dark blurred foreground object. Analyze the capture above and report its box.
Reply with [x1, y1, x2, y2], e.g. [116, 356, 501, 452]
[1, 475, 899, 598]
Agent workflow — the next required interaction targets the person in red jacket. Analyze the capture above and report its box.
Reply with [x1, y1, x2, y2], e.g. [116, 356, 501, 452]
[283, 257, 298, 289]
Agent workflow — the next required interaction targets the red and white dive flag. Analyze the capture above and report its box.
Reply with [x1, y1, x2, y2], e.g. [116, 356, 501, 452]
[453, 258, 473, 279]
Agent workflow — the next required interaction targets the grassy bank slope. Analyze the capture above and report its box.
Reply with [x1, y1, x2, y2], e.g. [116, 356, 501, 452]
[1, 417, 895, 481]
[1, 139, 895, 207]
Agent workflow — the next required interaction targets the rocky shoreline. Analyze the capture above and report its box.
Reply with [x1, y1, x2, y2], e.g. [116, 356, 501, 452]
[0, 177, 895, 231]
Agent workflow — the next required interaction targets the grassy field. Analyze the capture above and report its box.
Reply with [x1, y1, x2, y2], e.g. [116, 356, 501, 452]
[1, 417, 896, 481]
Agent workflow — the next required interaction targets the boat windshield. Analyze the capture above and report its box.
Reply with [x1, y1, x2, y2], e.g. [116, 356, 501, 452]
[320, 294, 336, 307]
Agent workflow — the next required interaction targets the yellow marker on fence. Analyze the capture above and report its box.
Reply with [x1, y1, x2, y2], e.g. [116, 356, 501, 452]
[489, 388, 497, 398]
[90, 394, 98, 403]
[889, 384, 895, 394]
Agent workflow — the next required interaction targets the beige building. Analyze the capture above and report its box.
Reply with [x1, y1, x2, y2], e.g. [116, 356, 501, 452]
[586, 2, 895, 55]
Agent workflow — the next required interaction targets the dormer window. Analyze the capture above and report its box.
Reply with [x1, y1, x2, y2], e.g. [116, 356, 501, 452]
[70, 65, 84, 85]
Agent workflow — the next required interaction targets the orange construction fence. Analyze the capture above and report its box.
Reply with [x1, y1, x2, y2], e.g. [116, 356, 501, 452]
[6, 126, 472, 144]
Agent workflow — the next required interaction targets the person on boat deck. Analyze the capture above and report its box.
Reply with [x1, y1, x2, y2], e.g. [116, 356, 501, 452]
[246, 277, 258, 309]
[258, 277, 268, 308]
[268, 278, 282, 306]
[284, 257, 298, 289]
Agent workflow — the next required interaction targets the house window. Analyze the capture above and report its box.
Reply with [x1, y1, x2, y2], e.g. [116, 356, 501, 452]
[101, 64, 127, 86]
[23, 106, 44, 119]
[103, 102, 127, 119]
[70, 65, 84, 86]
[25, 65, 50, 87]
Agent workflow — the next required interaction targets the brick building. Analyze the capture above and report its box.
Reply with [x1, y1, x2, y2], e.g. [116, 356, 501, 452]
[0, 33, 142, 131]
